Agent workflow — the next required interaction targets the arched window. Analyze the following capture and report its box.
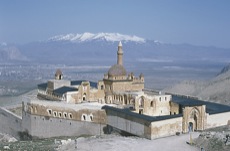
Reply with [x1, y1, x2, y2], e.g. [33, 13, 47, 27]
[90, 115, 93, 121]
[69, 113, 72, 119]
[53, 111, 57, 117]
[63, 112, 67, 118]
[47, 109, 52, 115]
[58, 112, 62, 118]
[139, 97, 144, 107]
[150, 101, 154, 107]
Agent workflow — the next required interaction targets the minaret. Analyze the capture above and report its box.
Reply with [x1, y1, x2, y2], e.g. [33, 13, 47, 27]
[117, 41, 123, 65]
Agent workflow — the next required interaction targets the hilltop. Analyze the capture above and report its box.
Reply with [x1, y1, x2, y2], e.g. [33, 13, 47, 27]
[164, 64, 230, 105]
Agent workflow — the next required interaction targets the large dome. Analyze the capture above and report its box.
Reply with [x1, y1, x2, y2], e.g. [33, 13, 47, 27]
[108, 64, 127, 76]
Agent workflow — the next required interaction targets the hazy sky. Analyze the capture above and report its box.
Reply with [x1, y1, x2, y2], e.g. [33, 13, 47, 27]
[0, 0, 230, 48]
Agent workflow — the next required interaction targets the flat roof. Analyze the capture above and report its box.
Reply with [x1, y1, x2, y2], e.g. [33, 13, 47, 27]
[37, 83, 47, 90]
[53, 86, 78, 95]
[102, 105, 182, 122]
[71, 80, 98, 89]
[26, 100, 117, 111]
[172, 95, 230, 114]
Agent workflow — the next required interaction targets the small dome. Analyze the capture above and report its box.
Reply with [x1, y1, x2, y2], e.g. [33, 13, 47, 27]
[108, 64, 126, 76]
[55, 69, 62, 76]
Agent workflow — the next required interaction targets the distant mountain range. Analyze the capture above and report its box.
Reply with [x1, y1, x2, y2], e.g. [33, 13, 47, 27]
[48, 32, 146, 43]
[1, 32, 230, 103]
[0, 33, 230, 68]
[1, 32, 230, 65]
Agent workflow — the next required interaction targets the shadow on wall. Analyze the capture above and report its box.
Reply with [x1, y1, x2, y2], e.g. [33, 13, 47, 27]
[103, 125, 137, 137]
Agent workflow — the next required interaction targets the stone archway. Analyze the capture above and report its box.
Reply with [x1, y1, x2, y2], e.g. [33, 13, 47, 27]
[83, 93, 86, 101]
[188, 122, 193, 132]
[188, 108, 199, 131]
[182, 106, 206, 133]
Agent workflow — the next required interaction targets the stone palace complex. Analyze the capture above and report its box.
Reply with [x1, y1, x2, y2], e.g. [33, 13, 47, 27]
[1, 42, 230, 140]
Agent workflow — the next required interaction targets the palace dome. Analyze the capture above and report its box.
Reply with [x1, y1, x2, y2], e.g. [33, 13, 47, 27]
[108, 64, 127, 76]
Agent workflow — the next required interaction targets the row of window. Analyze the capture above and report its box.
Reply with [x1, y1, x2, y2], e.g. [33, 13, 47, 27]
[81, 114, 93, 121]
[159, 97, 168, 101]
[47, 109, 72, 119]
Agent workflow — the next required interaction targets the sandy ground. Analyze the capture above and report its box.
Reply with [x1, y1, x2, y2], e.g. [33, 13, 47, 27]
[57, 132, 200, 151]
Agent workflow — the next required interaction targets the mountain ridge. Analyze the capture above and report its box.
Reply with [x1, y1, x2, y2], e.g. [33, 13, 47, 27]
[48, 32, 146, 43]
[163, 64, 230, 105]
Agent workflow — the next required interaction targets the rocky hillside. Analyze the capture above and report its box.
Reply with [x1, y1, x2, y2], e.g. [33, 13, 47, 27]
[193, 126, 230, 151]
[164, 64, 230, 105]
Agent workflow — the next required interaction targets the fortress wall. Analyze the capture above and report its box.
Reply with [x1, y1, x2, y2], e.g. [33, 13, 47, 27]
[22, 112, 106, 139]
[105, 107, 183, 139]
[105, 108, 152, 139]
[0, 107, 22, 139]
[107, 113, 146, 136]
[150, 117, 182, 139]
[206, 112, 230, 129]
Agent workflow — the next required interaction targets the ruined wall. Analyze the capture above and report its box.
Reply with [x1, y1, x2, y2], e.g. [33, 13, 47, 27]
[206, 112, 230, 129]
[0, 107, 23, 139]
[150, 117, 182, 139]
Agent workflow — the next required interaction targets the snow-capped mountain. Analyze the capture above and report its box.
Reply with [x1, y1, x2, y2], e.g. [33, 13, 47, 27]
[48, 32, 146, 43]
[2, 32, 230, 69]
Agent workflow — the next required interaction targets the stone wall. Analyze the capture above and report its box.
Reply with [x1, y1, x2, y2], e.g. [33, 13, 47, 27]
[105, 107, 151, 139]
[26, 102, 106, 124]
[170, 101, 179, 115]
[134, 94, 171, 116]
[0, 107, 22, 139]
[22, 111, 106, 138]
[150, 117, 182, 139]
[104, 106, 183, 139]
[206, 112, 230, 129]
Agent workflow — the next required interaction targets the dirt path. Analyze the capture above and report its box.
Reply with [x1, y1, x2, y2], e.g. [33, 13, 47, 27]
[57, 132, 200, 151]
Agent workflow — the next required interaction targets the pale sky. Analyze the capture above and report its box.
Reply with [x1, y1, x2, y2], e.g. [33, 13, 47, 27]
[0, 0, 230, 48]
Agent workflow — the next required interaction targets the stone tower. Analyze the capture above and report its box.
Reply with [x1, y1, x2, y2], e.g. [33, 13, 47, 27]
[55, 69, 63, 80]
[117, 41, 123, 65]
